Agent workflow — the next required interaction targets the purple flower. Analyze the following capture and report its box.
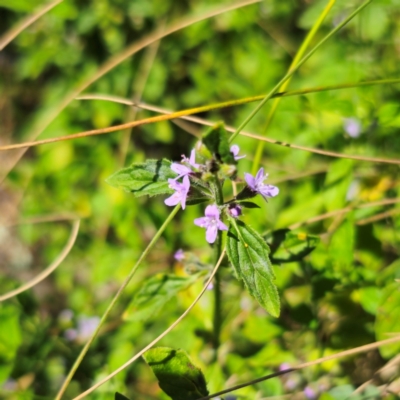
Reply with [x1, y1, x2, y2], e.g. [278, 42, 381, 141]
[182, 149, 200, 168]
[304, 386, 317, 400]
[228, 203, 242, 218]
[194, 205, 228, 243]
[230, 145, 246, 160]
[174, 249, 185, 261]
[171, 163, 192, 180]
[343, 117, 361, 138]
[164, 176, 190, 209]
[244, 168, 279, 199]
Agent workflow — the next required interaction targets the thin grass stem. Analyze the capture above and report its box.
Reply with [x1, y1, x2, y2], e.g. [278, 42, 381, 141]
[228, 0, 372, 144]
[72, 249, 226, 400]
[251, 0, 336, 175]
[55, 205, 180, 400]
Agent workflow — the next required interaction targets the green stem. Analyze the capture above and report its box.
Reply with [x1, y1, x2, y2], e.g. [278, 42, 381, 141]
[55, 205, 181, 400]
[251, 0, 335, 175]
[228, 0, 372, 144]
[211, 177, 224, 353]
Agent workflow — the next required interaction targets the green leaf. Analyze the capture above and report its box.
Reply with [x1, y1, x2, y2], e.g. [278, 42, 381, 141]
[227, 220, 280, 317]
[237, 201, 260, 209]
[143, 347, 209, 400]
[106, 159, 177, 197]
[375, 282, 400, 358]
[202, 122, 235, 164]
[265, 229, 320, 264]
[123, 273, 201, 322]
[115, 393, 131, 400]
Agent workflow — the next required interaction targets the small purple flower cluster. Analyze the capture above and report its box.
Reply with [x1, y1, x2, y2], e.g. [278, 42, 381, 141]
[164, 145, 279, 244]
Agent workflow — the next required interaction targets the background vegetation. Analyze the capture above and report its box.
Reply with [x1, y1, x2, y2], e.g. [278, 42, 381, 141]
[1, 0, 400, 399]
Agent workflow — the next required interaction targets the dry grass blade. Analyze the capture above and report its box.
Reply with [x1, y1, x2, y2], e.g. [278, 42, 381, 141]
[0, 219, 80, 302]
[0, 0, 260, 183]
[72, 249, 226, 400]
[0, 0, 63, 51]
[3, 212, 81, 227]
[289, 198, 400, 230]
[75, 96, 400, 166]
[356, 208, 400, 226]
[197, 335, 400, 400]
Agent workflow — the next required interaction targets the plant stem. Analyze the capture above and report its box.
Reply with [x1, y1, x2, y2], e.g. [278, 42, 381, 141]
[251, 0, 335, 175]
[211, 176, 224, 354]
[55, 205, 180, 400]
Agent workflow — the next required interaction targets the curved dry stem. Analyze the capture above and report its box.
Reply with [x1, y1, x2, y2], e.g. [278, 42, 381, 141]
[356, 207, 400, 226]
[3, 76, 400, 153]
[239, 131, 400, 165]
[72, 248, 226, 400]
[3, 212, 81, 227]
[198, 335, 400, 400]
[0, 0, 63, 51]
[0, 0, 260, 182]
[55, 205, 181, 399]
[0, 219, 80, 302]
[289, 197, 400, 230]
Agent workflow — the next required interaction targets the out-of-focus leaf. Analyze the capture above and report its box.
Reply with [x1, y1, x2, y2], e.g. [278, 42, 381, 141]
[375, 282, 400, 358]
[328, 216, 355, 273]
[237, 201, 260, 209]
[143, 347, 209, 400]
[106, 159, 176, 197]
[115, 392, 131, 400]
[357, 287, 382, 315]
[0, 305, 22, 384]
[265, 229, 320, 264]
[227, 220, 280, 317]
[202, 122, 235, 165]
[123, 273, 202, 322]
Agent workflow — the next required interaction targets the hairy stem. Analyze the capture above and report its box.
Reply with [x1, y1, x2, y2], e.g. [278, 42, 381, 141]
[55, 205, 180, 400]
[211, 176, 225, 354]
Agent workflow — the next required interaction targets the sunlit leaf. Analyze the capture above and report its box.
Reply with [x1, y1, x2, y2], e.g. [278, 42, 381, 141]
[143, 347, 209, 400]
[106, 159, 176, 197]
[375, 282, 400, 358]
[265, 229, 320, 264]
[227, 220, 280, 317]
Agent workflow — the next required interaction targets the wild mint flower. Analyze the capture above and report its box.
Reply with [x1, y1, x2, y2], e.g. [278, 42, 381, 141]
[171, 163, 192, 180]
[343, 117, 361, 138]
[194, 204, 228, 244]
[245, 168, 279, 199]
[174, 249, 185, 261]
[228, 203, 242, 218]
[182, 149, 200, 168]
[171, 149, 200, 180]
[164, 176, 190, 209]
[230, 144, 246, 160]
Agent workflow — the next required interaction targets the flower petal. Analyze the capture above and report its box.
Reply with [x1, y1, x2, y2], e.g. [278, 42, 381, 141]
[205, 204, 219, 218]
[164, 193, 180, 206]
[194, 217, 209, 227]
[217, 220, 228, 231]
[260, 185, 279, 198]
[255, 168, 264, 183]
[244, 173, 256, 189]
[206, 225, 218, 243]
[230, 145, 239, 156]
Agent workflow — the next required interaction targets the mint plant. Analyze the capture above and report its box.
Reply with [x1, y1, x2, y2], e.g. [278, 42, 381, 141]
[108, 123, 281, 322]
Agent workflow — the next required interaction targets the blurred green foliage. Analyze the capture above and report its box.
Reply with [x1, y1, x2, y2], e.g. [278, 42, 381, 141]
[1, 0, 400, 399]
